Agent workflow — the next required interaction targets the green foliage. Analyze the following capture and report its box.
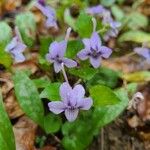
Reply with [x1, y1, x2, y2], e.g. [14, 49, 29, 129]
[69, 67, 97, 80]
[122, 71, 150, 82]
[124, 12, 148, 30]
[87, 67, 120, 88]
[0, 47, 12, 68]
[40, 82, 61, 101]
[13, 71, 44, 127]
[0, 91, 16, 150]
[44, 114, 62, 134]
[62, 89, 128, 150]
[39, 36, 52, 57]
[33, 78, 50, 88]
[89, 85, 120, 106]
[100, 0, 116, 6]
[111, 5, 125, 21]
[0, 22, 12, 47]
[75, 12, 93, 38]
[66, 40, 83, 58]
[15, 12, 36, 47]
[119, 31, 150, 43]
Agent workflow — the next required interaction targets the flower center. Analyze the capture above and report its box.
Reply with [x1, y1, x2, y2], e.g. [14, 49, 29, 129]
[55, 55, 63, 63]
[89, 47, 102, 58]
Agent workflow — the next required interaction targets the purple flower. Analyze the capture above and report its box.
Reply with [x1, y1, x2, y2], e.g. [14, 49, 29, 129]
[102, 11, 121, 41]
[48, 82, 93, 122]
[134, 47, 150, 63]
[35, 0, 57, 28]
[46, 28, 77, 73]
[86, 5, 105, 15]
[77, 32, 112, 68]
[5, 28, 27, 63]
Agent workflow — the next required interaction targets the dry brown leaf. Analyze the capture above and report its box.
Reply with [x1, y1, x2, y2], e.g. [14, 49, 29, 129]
[13, 116, 37, 150]
[40, 146, 56, 150]
[4, 90, 24, 119]
[4, 0, 21, 11]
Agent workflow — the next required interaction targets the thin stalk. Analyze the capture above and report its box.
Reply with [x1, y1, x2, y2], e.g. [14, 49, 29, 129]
[61, 63, 69, 84]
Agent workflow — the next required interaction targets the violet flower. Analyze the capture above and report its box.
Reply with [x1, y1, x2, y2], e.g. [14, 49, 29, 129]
[46, 28, 77, 73]
[48, 82, 93, 122]
[77, 32, 112, 68]
[102, 10, 121, 41]
[86, 5, 105, 15]
[35, 0, 57, 28]
[134, 47, 150, 63]
[5, 27, 27, 63]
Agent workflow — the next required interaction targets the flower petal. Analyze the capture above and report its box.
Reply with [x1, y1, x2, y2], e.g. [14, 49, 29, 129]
[80, 98, 93, 110]
[100, 46, 112, 58]
[134, 47, 150, 59]
[77, 49, 90, 60]
[5, 37, 18, 52]
[82, 39, 91, 50]
[57, 41, 67, 57]
[12, 43, 26, 53]
[14, 53, 25, 63]
[63, 58, 77, 68]
[48, 101, 65, 114]
[54, 62, 62, 73]
[49, 41, 59, 57]
[46, 53, 55, 63]
[60, 82, 72, 102]
[90, 56, 101, 68]
[65, 109, 79, 122]
[90, 32, 102, 49]
[72, 84, 85, 99]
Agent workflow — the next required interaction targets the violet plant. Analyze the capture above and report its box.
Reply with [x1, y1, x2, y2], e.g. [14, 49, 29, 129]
[0, 1, 138, 150]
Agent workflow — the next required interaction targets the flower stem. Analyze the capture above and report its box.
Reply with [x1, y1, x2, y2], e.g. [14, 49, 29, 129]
[65, 27, 72, 41]
[92, 17, 97, 32]
[61, 63, 69, 84]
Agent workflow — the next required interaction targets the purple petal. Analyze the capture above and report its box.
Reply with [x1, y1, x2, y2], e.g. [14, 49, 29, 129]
[82, 39, 91, 50]
[45, 17, 57, 28]
[63, 58, 77, 68]
[60, 82, 72, 102]
[100, 46, 112, 58]
[90, 32, 102, 49]
[14, 53, 25, 63]
[5, 37, 18, 52]
[49, 41, 59, 57]
[46, 53, 55, 63]
[57, 41, 67, 57]
[72, 84, 85, 100]
[54, 62, 62, 73]
[134, 47, 150, 59]
[48, 101, 65, 114]
[90, 57, 101, 68]
[65, 109, 79, 122]
[77, 49, 90, 60]
[110, 21, 121, 29]
[80, 98, 93, 110]
[12, 43, 27, 53]
[86, 5, 105, 15]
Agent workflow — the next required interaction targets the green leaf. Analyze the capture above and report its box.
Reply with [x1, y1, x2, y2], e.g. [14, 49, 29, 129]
[87, 67, 119, 88]
[122, 71, 150, 82]
[39, 36, 52, 57]
[15, 12, 36, 47]
[124, 12, 148, 30]
[75, 12, 93, 38]
[111, 5, 125, 21]
[33, 78, 50, 88]
[13, 71, 44, 127]
[44, 114, 62, 134]
[89, 85, 120, 106]
[118, 30, 150, 43]
[0, 91, 16, 150]
[0, 48, 12, 68]
[64, 9, 77, 30]
[69, 67, 97, 80]
[66, 40, 83, 58]
[40, 82, 61, 101]
[0, 22, 12, 47]
[93, 88, 128, 128]
[101, 0, 116, 6]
